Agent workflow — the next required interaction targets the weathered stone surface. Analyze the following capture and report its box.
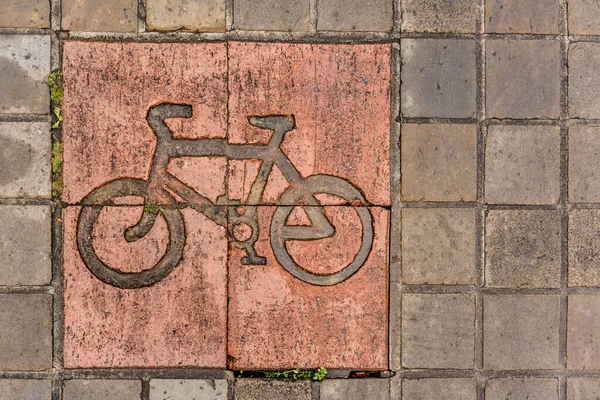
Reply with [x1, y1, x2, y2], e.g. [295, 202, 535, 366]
[402, 294, 475, 369]
[0, 0, 50, 28]
[0, 122, 51, 198]
[485, 378, 559, 400]
[568, 0, 600, 35]
[0, 205, 51, 286]
[402, 378, 475, 400]
[569, 125, 600, 203]
[63, 380, 142, 400]
[317, 0, 392, 31]
[401, 208, 476, 285]
[569, 43, 600, 118]
[401, 39, 476, 118]
[401, 0, 477, 33]
[401, 124, 477, 202]
[320, 379, 390, 400]
[62, 0, 138, 32]
[487, 40, 560, 118]
[234, 379, 311, 400]
[485, 210, 561, 288]
[0, 35, 50, 115]
[485, 125, 560, 205]
[0, 380, 51, 400]
[484, 295, 560, 369]
[150, 380, 228, 400]
[567, 378, 600, 400]
[569, 210, 600, 286]
[147, 0, 225, 32]
[567, 295, 600, 369]
[486, 0, 559, 33]
[0, 294, 52, 370]
[234, 0, 309, 31]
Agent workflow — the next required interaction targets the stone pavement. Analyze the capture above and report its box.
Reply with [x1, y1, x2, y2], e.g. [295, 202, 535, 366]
[1, 0, 600, 399]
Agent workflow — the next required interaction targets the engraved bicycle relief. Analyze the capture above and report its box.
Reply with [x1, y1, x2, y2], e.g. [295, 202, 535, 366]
[76, 103, 374, 289]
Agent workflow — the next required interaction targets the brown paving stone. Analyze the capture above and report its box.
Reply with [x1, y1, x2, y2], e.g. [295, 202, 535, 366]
[569, 0, 600, 35]
[401, 0, 477, 33]
[228, 42, 391, 206]
[567, 295, 600, 370]
[0, 0, 49, 28]
[317, 0, 393, 31]
[569, 210, 600, 286]
[234, 380, 312, 400]
[569, 125, 600, 203]
[485, 378, 559, 400]
[569, 43, 600, 119]
[234, 0, 309, 31]
[486, 40, 560, 119]
[485, 0, 559, 34]
[62, 0, 138, 32]
[567, 378, 600, 400]
[228, 206, 389, 370]
[147, 0, 226, 32]
[401, 124, 477, 202]
[402, 379, 476, 400]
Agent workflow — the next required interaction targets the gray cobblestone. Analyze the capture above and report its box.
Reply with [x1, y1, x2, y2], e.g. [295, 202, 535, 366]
[150, 379, 228, 400]
[317, 0, 392, 32]
[485, 0, 559, 33]
[63, 380, 142, 400]
[234, 379, 311, 400]
[402, 378, 476, 400]
[485, 378, 559, 400]
[0, 379, 51, 400]
[320, 379, 389, 400]
[401, 0, 477, 33]
[234, 0, 309, 31]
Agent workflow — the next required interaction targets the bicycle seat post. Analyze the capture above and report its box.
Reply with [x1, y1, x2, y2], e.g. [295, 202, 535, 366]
[248, 115, 295, 148]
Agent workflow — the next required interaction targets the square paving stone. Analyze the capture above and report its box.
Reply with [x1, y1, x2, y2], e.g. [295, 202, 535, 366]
[0, 205, 51, 286]
[486, 40, 560, 119]
[228, 42, 391, 206]
[320, 379, 390, 400]
[569, 43, 600, 119]
[0, 122, 51, 198]
[0, 380, 51, 400]
[402, 293, 475, 369]
[485, 0, 559, 33]
[401, 0, 477, 33]
[485, 378, 559, 400]
[63, 380, 142, 400]
[234, 0, 309, 31]
[485, 210, 561, 288]
[401, 39, 477, 118]
[569, 125, 600, 203]
[147, 0, 225, 31]
[150, 380, 228, 400]
[235, 380, 311, 400]
[317, 0, 392, 31]
[0, 0, 50, 28]
[485, 125, 560, 205]
[401, 124, 477, 202]
[567, 378, 600, 400]
[484, 295, 560, 369]
[402, 378, 476, 400]
[569, 0, 600, 35]
[567, 295, 600, 369]
[62, 0, 138, 32]
[401, 208, 476, 285]
[0, 294, 52, 370]
[569, 210, 600, 286]
[0, 35, 50, 114]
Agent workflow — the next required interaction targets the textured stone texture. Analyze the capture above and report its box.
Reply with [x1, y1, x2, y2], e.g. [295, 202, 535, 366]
[62, 0, 138, 32]
[402, 294, 474, 369]
[569, 125, 600, 203]
[485, 0, 559, 33]
[485, 378, 559, 400]
[317, 0, 392, 31]
[569, 0, 600, 35]
[568, 378, 600, 400]
[569, 210, 600, 286]
[234, 380, 311, 400]
[484, 295, 560, 369]
[0, 0, 50, 28]
[234, 0, 309, 31]
[567, 295, 600, 370]
[0, 380, 51, 400]
[401, 39, 476, 118]
[150, 380, 228, 400]
[401, 208, 476, 285]
[402, 378, 476, 400]
[320, 379, 389, 400]
[0, 122, 51, 198]
[487, 40, 560, 118]
[0, 294, 52, 370]
[63, 380, 142, 400]
[147, 0, 225, 31]
[401, 0, 477, 33]
[401, 124, 477, 202]
[569, 43, 600, 118]
[0, 35, 50, 114]
[485, 125, 560, 205]
[485, 210, 561, 288]
[0, 205, 51, 286]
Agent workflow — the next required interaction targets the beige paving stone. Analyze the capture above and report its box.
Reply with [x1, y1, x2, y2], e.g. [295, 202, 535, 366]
[485, 378, 559, 400]
[0, 0, 50, 28]
[569, 43, 600, 118]
[234, 0, 309, 31]
[567, 378, 600, 400]
[567, 295, 600, 370]
[569, 125, 600, 203]
[0, 380, 51, 400]
[147, 0, 225, 32]
[569, 210, 600, 286]
[62, 0, 138, 32]
[402, 378, 476, 400]
[320, 379, 390, 400]
[150, 380, 228, 400]
[234, 379, 311, 400]
[569, 0, 600, 35]
[401, 0, 477, 33]
[317, 0, 392, 31]
[63, 380, 142, 400]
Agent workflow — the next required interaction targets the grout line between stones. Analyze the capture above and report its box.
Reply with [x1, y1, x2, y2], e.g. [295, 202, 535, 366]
[309, 0, 318, 32]
[141, 379, 150, 400]
[138, 0, 147, 33]
[225, 0, 234, 31]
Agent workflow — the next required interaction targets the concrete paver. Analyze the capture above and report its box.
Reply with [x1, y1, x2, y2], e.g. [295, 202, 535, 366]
[401, 0, 477, 33]
[234, 0, 309, 31]
[62, 0, 138, 32]
[234, 379, 311, 400]
[569, 125, 600, 203]
[485, 378, 559, 400]
[317, 0, 393, 32]
[485, 0, 559, 33]
[567, 378, 600, 400]
[569, 210, 600, 286]
[0, 0, 50, 28]
[320, 379, 389, 400]
[150, 379, 228, 400]
[567, 295, 600, 369]
[402, 378, 476, 400]
[63, 380, 142, 400]
[568, 0, 600, 35]
[569, 43, 600, 119]
[147, 0, 226, 32]
[0, 379, 51, 400]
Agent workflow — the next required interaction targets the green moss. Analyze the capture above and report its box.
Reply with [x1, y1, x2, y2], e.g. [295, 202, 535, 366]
[48, 71, 64, 128]
[264, 367, 328, 381]
[51, 142, 63, 197]
[144, 202, 159, 215]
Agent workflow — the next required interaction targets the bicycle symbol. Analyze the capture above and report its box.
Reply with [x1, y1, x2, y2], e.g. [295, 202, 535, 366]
[76, 103, 374, 289]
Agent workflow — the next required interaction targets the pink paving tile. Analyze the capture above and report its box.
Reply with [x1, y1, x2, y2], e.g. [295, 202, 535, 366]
[227, 42, 391, 206]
